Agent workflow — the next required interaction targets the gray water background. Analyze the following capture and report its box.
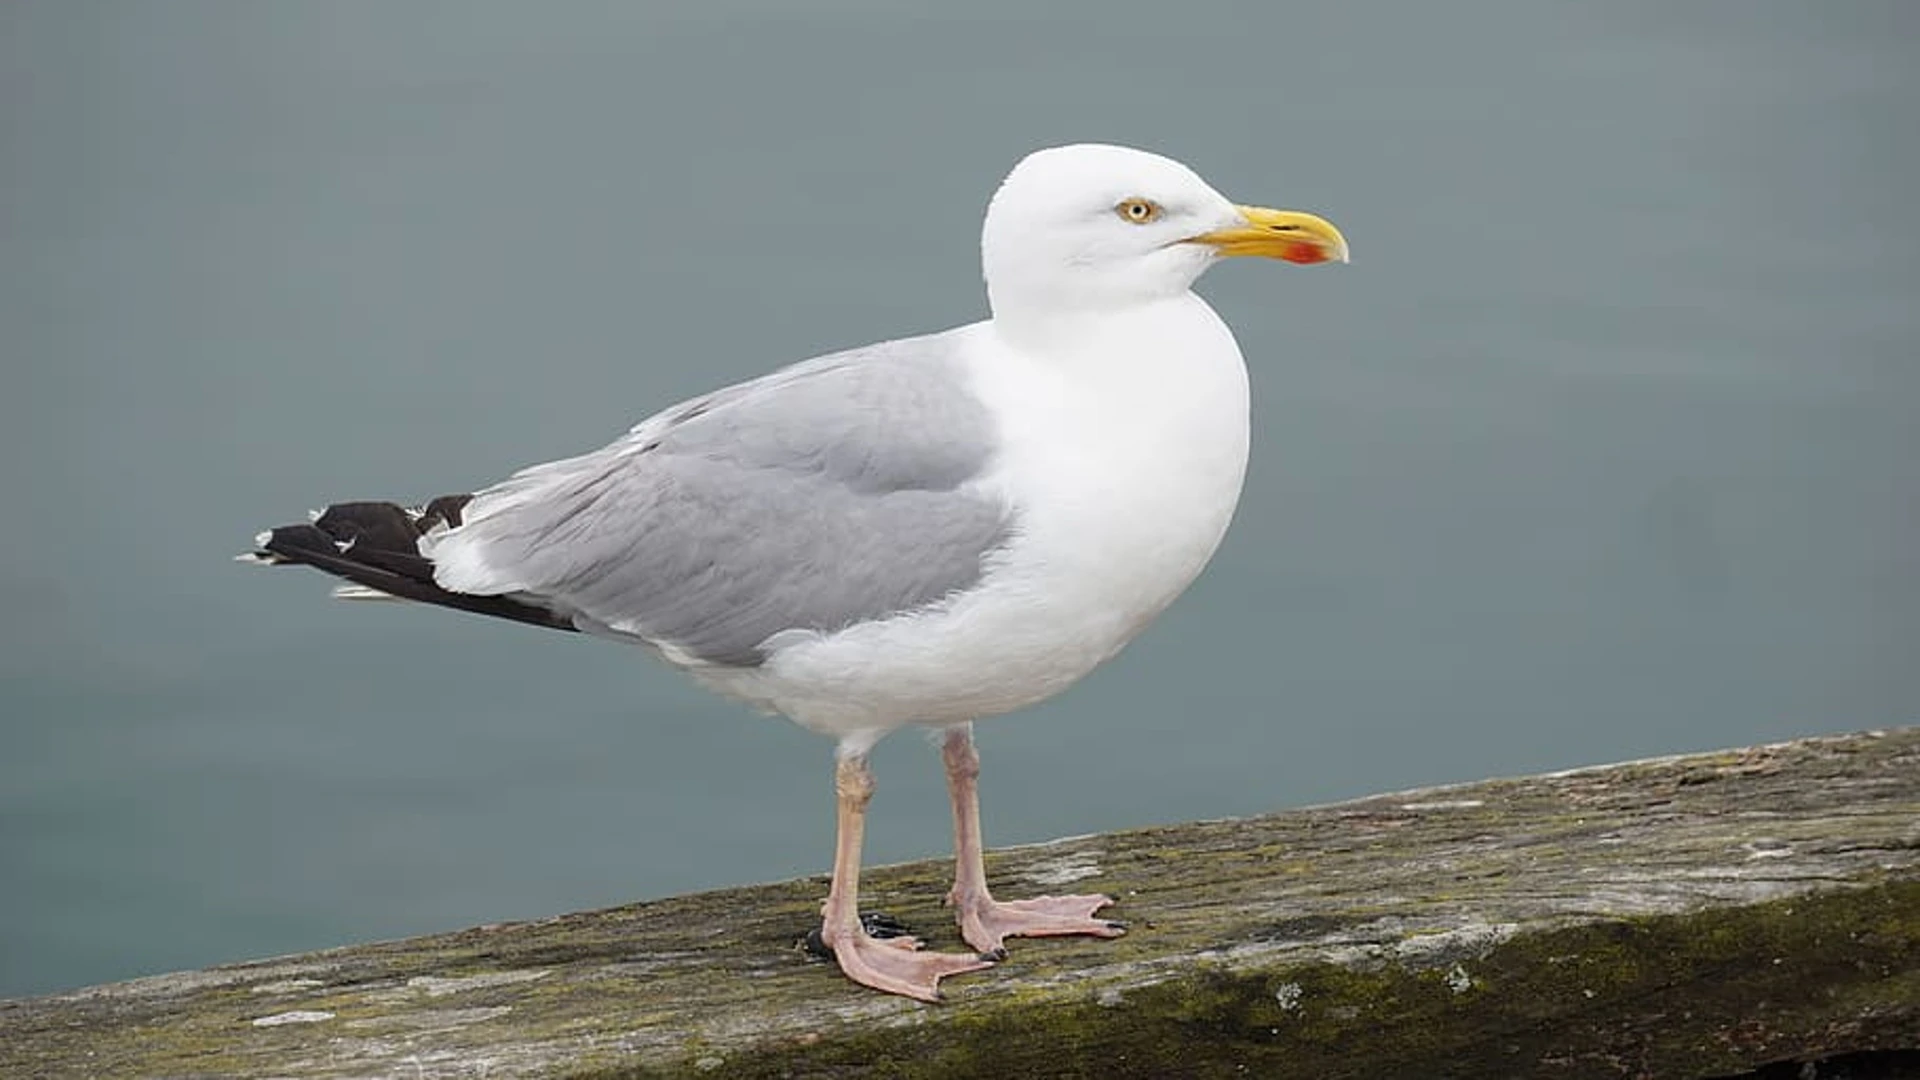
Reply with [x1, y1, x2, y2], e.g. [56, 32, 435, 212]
[2, 1, 1915, 998]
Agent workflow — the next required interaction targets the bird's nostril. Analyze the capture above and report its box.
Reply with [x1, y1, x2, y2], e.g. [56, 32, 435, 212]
[1269, 224, 1300, 232]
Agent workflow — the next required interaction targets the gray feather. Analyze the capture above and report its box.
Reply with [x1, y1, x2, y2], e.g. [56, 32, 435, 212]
[435, 330, 1013, 666]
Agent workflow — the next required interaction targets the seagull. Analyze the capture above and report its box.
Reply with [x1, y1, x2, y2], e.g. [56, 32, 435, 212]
[241, 143, 1347, 1001]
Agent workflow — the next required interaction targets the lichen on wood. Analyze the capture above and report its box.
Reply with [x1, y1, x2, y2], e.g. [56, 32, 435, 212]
[2, 729, 1915, 1079]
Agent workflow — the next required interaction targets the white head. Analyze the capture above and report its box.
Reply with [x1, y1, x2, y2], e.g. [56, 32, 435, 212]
[980, 143, 1347, 325]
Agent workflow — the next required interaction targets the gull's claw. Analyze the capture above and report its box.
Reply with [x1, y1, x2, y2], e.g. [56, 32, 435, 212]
[823, 925, 995, 1003]
[802, 911, 916, 959]
[952, 892, 1126, 956]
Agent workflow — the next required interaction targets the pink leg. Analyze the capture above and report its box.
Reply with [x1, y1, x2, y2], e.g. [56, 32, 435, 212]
[818, 752, 993, 1002]
[942, 724, 1126, 957]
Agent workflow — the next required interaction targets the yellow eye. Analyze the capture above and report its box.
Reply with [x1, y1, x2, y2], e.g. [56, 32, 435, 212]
[1115, 198, 1163, 225]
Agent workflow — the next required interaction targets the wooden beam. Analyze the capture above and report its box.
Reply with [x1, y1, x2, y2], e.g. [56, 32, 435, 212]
[4, 729, 1916, 1078]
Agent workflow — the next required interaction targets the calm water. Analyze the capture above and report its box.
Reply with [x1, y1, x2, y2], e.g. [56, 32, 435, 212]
[2, 2, 1915, 998]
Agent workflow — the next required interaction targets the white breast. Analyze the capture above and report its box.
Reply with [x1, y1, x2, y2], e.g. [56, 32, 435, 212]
[709, 295, 1252, 743]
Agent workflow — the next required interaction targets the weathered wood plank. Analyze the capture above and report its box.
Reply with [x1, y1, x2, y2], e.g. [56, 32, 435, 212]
[4, 729, 1916, 1079]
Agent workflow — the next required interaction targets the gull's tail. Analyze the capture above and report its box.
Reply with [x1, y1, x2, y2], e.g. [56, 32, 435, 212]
[239, 496, 577, 633]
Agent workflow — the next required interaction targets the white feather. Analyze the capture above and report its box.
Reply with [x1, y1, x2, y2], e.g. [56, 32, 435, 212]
[332, 584, 403, 602]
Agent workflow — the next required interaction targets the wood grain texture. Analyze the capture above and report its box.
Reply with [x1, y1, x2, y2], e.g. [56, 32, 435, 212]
[4, 729, 1916, 1079]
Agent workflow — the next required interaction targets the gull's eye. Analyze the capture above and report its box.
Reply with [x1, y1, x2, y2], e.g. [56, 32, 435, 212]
[1115, 198, 1164, 225]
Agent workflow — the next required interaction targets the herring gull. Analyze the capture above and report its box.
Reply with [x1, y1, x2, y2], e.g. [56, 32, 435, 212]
[241, 143, 1348, 1001]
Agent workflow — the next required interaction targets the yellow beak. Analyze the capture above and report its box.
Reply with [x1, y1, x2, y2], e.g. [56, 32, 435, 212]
[1192, 206, 1350, 265]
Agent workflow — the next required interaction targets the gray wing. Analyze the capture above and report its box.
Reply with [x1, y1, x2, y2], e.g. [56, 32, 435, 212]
[424, 330, 1012, 667]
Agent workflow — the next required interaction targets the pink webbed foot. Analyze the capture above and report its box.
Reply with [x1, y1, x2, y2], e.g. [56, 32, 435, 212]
[819, 923, 995, 1003]
[950, 890, 1127, 957]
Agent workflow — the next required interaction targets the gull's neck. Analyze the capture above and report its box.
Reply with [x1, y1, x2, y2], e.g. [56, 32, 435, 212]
[987, 290, 1217, 358]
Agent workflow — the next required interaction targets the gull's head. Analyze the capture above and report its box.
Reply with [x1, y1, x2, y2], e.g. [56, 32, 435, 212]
[981, 143, 1347, 322]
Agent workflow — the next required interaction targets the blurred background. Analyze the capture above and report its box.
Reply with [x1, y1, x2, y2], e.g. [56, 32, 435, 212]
[2, 1, 1915, 998]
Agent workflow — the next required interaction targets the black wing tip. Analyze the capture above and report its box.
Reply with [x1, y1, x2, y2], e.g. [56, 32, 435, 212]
[420, 494, 473, 530]
[244, 496, 577, 635]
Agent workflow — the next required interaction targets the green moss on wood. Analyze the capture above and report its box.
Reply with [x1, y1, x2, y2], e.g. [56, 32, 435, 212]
[606, 882, 1918, 1080]
[3, 729, 1916, 1080]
